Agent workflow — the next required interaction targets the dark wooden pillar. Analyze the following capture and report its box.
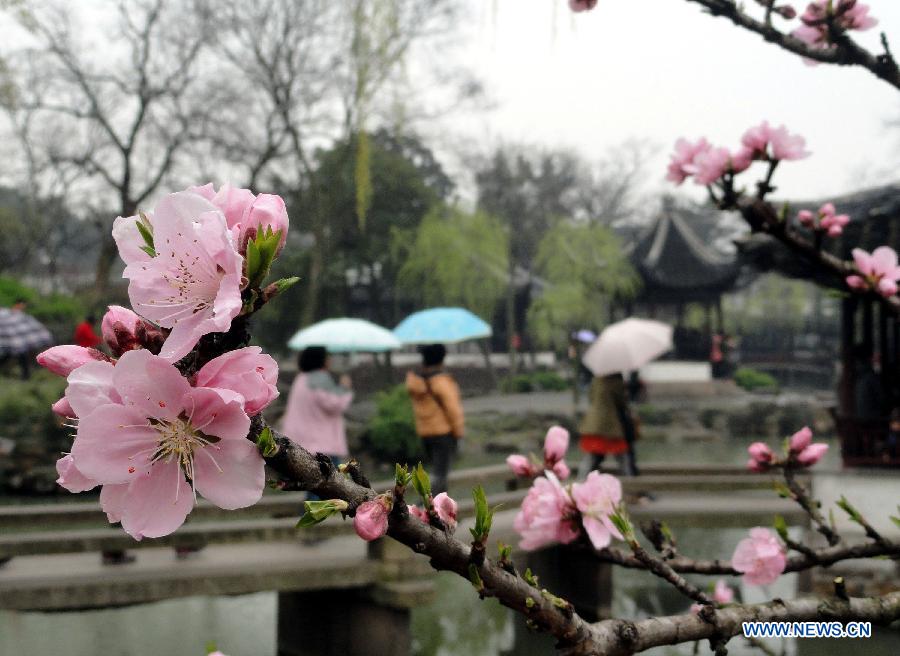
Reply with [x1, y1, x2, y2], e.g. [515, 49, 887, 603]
[839, 296, 857, 417]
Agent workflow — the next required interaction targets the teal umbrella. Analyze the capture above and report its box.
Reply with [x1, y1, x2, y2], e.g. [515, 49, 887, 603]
[393, 307, 492, 345]
[287, 318, 401, 353]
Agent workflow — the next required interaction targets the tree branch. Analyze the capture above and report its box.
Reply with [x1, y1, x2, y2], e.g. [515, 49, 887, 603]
[683, 0, 900, 91]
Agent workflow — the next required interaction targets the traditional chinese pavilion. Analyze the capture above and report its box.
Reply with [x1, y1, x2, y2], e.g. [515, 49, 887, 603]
[623, 202, 742, 359]
[738, 183, 900, 468]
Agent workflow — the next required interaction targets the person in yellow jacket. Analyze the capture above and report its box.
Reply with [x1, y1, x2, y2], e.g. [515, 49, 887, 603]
[406, 344, 464, 493]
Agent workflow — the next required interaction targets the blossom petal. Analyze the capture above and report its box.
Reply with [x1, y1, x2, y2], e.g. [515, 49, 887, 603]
[185, 387, 251, 441]
[120, 462, 194, 540]
[72, 404, 157, 484]
[113, 349, 191, 419]
[193, 438, 264, 510]
[65, 360, 118, 418]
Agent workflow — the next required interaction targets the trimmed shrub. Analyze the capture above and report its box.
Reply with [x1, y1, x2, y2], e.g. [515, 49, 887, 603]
[364, 384, 421, 464]
[733, 367, 779, 392]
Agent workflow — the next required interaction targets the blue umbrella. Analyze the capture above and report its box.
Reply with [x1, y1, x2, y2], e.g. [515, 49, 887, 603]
[393, 307, 492, 345]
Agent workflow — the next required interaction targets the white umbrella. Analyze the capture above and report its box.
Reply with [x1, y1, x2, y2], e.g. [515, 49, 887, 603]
[582, 318, 673, 376]
[287, 318, 402, 353]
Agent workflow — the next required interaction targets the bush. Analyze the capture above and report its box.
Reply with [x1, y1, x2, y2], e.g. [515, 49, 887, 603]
[0, 371, 70, 492]
[636, 404, 673, 426]
[733, 367, 779, 392]
[500, 374, 534, 394]
[500, 370, 570, 394]
[532, 370, 569, 391]
[364, 384, 421, 464]
[0, 276, 86, 341]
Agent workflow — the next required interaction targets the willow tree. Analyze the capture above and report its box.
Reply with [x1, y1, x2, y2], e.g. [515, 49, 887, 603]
[396, 206, 509, 323]
[528, 220, 640, 349]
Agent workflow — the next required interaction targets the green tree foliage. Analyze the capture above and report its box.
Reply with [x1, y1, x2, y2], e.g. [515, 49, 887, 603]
[252, 130, 451, 354]
[396, 206, 509, 321]
[364, 384, 420, 464]
[528, 221, 639, 348]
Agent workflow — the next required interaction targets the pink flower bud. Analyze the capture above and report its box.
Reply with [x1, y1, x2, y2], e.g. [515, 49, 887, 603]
[543, 425, 570, 463]
[354, 497, 390, 541]
[36, 345, 106, 377]
[747, 441, 774, 463]
[195, 346, 279, 415]
[552, 459, 571, 480]
[714, 579, 734, 604]
[878, 278, 898, 297]
[747, 457, 767, 473]
[51, 396, 76, 418]
[407, 504, 429, 523]
[789, 426, 813, 453]
[432, 492, 458, 530]
[506, 454, 535, 477]
[796, 442, 828, 466]
[846, 275, 866, 290]
[242, 194, 289, 254]
[101, 305, 142, 355]
[797, 209, 815, 226]
[568, 0, 598, 12]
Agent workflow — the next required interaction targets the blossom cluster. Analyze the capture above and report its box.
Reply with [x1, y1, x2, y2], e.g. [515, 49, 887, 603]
[39, 184, 289, 539]
[792, 1, 877, 57]
[846, 247, 900, 299]
[747, 426, 829, 472]
[506, 425, 571, 480]
[514, 469, 623, 551]
[797, 202, 849, 237]
[666, 121, 808, 188]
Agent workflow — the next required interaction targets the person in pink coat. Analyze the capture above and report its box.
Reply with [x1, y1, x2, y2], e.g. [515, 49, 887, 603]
[280, 346, 353, 465]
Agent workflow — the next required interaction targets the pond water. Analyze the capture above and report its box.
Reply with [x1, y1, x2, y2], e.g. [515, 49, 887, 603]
[3, 526, 896, 656]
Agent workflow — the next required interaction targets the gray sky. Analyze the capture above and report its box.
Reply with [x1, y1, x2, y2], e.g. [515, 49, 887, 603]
[454, 0, 900, 202]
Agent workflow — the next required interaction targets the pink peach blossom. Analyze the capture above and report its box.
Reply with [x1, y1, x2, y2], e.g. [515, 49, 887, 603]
[797, 209, 815, 227]
[666, 137, 712, 185]
[513, 473, 579, 550]
[798, 203, 850, 237]
[506, 454, 536, 477]
[747, 457, 767, 473]
[192, 183, 289, 255]
[36, 345, 106, 377]
[847, 247, 900, 298]
[407, 504, 429, 523]
[114, 190, 244, 363]
[768, 125, 809, 161]
[789, 426, 813, 453]
[68, 349, 262, 540]
[543, 425, 569, 463]
[741, 121, 773, 155]
[731, 527, 786, 586]
[571, 471, 623, 550]
[433, 492, 458, 530]
[796, 442, 829, 466]
[691, 147, 730, 185]
[195, 347, 279, 416]
[569, 0, 598, 12]
[354, 497, 390, 541]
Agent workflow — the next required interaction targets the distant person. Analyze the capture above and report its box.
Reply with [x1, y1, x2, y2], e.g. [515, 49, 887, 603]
[406, 344, 464, 494]
[74, 314, 101, 349]
[578, 372, 638, 477]
[852, 345, 882, 420]
[5, 298, 32, 380]
[280, 346, 353, 468]
[710, 333, 724, 379]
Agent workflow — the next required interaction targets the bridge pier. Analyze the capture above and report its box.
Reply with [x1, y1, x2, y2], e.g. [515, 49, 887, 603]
[278, 588, 411, 656]
[525, 544, 613, 621]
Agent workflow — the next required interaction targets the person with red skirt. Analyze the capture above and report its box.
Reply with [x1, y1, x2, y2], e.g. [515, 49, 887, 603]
[578, 372, 638, 477]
